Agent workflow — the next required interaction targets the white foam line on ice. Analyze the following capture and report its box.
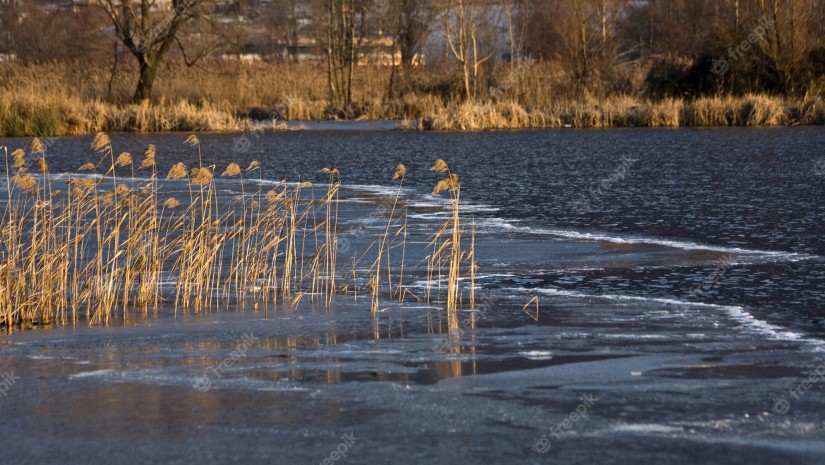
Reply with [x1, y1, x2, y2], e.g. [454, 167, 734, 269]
[513, 286, 715, 308]
[408, 273, 515, 289]
[480, 219, 815, 260]
[343, 183, 409, 195]
[69, 369, 114, 380]
[612, 424, 684, 434]
[512, 286, 825, 349]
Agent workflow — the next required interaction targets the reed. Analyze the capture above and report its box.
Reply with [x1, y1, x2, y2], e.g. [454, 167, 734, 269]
[369, 164, 406, 315]
[429, 102, 546, 131]
[0, 136, 478, 333]
[2, 62, 821, 136]
[320, 168, 341, 306]
[431, 161, 460, 313]
[426, 159, 479, 332]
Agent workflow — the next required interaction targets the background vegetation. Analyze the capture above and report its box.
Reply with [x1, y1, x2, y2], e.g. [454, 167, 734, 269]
[0, 0, 824, 134]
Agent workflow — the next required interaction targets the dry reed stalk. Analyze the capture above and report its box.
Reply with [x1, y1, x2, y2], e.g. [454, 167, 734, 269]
[369, 164, 406, 316]
[469, 218, 476, 309]
[428, 159, 464, 331]
[320, 168, 341, 306]
[0, 135, 483, 333]
[395, 210, 408, 303]
[523, 295, 540, 321]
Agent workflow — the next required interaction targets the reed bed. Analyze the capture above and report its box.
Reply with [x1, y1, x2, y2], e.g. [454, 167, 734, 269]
[2, 61, 822, 136]
[423, 95, 823, 130]
[0, 135, 478, 333]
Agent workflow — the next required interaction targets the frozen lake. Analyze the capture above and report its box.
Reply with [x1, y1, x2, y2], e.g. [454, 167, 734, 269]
[1, 127, 824, 464]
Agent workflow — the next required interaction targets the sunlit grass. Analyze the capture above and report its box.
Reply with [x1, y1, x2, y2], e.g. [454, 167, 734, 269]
[0, 136, 478, 333]
[2, 62, 822, 136]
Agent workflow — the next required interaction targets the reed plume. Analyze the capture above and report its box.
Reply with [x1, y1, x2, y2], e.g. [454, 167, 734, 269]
[0, 138, 479, 333]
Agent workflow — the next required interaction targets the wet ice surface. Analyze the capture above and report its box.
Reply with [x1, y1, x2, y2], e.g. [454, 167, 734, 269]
[2, 292, 824, 465]
[1, 187, 823, 465]
[1, 128, 825, 464]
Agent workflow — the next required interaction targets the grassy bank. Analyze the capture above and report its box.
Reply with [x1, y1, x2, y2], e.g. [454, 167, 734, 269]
[0, 96, 244, 135]
[1, 62, 823, 135]
[419, 95, 825, 130]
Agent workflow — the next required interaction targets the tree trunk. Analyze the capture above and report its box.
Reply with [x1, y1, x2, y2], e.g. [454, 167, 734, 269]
[346, 1, 356, 107]
[400, 42, 416, 66]
[577, 3, 589, 97]
[600, 0, 607, 51]
[458, 1, 471, 101]
[133, 56, 157, 103]
[326, 1, 338, 104]
[107, 41, 119, 100]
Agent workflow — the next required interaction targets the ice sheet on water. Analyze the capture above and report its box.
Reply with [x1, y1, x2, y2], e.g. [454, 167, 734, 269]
[508, 286, 825, 351]
[473, 217, 817, 262]
[611, 424, 685, 434]
[68, 369, 114, 380]
[519, 350, 553, 360]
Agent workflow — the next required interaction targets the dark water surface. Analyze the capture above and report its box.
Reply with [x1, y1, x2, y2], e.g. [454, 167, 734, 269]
[1, 127, 824, 464]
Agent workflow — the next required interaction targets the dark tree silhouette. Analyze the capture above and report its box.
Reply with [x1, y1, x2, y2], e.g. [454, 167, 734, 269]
[94, 0, 211, 103]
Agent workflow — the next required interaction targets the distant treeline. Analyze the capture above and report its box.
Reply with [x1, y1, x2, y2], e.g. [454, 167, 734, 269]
[0, 1, 824, 133]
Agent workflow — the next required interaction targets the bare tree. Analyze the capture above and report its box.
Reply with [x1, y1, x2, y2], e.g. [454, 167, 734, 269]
[391, 0, 437, 67]
[3, 4, 111, 64]
[379, 0, 438, 98]
[501, 0, 526, 64]
[264, 0, 306, 61]
[93, 0, 221, 103]
[441, 0, 496, 101]
[755, 0, 823, 94]
[315, 0, 372, 107]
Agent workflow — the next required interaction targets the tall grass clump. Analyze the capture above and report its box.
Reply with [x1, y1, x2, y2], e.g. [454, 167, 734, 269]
[429, 102, 546, 131]
[425, 160, 477, 332]
[0, 135, 479, 333]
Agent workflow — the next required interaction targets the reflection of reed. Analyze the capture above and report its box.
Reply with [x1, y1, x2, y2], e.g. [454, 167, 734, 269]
[325, 369, 342, 384]
[434, 359, 463, 379]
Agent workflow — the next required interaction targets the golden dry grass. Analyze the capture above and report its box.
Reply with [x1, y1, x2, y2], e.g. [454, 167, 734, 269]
[424, 95, 821, 130]
[1, 61, 821, 135]
[0, 136, 478, 333]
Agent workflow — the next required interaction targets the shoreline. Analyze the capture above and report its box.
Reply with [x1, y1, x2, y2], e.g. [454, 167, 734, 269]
[3, 61, 823, 136]
[2, 115, 821, 139]
[1, 95, 823, 137]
